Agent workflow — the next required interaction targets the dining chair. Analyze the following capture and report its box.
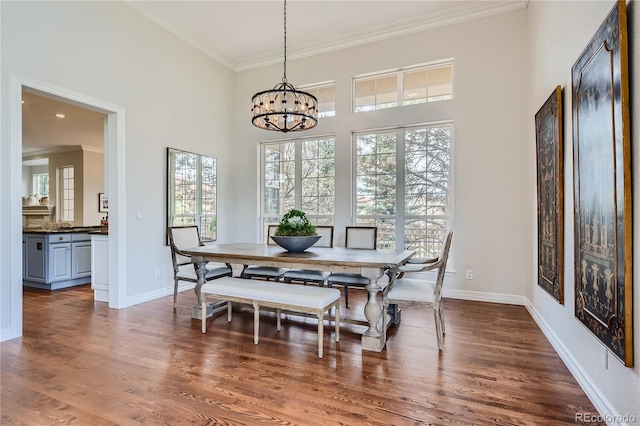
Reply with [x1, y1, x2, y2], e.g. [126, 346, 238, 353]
[327, 226, 377, 307]
[385, 231, 453, 351]
[282, 226, 334, 286]
[241, 225, 288, 281]
[167, 225, 232, 308]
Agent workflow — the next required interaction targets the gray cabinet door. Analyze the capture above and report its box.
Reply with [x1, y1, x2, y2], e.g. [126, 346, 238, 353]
[72, 241, 92, 278]
[48, 242, 72, 282]
[24, 235, 46, 282]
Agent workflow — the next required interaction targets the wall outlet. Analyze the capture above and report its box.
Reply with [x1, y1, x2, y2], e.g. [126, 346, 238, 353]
[154, 268, 160, 279]
[465, 269, 474, 280]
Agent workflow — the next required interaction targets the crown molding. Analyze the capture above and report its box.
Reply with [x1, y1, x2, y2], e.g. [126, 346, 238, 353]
[237, 0, 528, 71]
[125, 0, 528, 72]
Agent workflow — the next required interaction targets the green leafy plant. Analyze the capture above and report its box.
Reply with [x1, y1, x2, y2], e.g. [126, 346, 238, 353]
[275, 209, 317, 236]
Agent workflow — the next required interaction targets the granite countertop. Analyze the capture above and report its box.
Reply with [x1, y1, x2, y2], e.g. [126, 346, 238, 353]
[23, 226, 108, 235]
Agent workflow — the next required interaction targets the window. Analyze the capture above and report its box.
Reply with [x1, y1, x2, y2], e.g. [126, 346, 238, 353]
[354, 61, 453, 112]
[300, 82, 336, 117]
[262, 137, 336, 239]
[59, 166, 74, 223]
[33, 173, 49, 197]
[167, 148, 217, 242]
[354, 123, 452, 259]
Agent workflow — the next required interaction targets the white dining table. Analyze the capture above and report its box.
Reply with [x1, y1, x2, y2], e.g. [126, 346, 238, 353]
[181, 242, 415, 352]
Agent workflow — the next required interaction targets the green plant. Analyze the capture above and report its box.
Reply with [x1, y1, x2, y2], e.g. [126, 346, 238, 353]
[275, 209, 317, 236]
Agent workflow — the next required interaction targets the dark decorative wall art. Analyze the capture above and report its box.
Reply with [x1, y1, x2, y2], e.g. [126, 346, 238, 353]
[571, 0, 633, 367]
[535, 86, 564, 304]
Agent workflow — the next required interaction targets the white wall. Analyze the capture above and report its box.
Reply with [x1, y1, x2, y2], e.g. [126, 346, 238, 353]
[525, 0, 639, 422]
[1, 1, 236, 337]
[236, 9, 531, 300]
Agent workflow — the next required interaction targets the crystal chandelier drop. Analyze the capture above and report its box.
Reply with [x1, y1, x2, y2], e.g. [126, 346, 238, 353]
[251, 0, 318, 133]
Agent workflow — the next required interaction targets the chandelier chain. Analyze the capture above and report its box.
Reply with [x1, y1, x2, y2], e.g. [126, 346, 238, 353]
[283, 0, 287, 84]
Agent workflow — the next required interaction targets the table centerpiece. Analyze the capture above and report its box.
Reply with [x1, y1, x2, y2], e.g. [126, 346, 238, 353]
[271, 209, 320, 252]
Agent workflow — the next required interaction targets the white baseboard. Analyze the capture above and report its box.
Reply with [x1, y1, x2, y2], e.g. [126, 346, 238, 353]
[524, 299, 627, 426]
[123, 282, 196, 308]
[444, 288, 527, 305]
[0, 326, 20, 342]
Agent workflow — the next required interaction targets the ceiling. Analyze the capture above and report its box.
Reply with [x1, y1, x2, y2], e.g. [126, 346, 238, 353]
[21, 0, 528, 155]
[126, 0, 528, 71]
[21, 91, 106, 155]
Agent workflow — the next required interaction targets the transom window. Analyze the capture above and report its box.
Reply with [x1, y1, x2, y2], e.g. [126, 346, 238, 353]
[262, 137, 336, 240]
[353, 61, 453, 112]
[354, 123, 452, 259]
[300, 82, 336, 117]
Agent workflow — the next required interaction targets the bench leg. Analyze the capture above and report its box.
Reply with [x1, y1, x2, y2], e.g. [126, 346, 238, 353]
[201, 299, 207, 333]
[227, 301, 232, 322]
[253, 301, 260, 344]
[317, 313, 324, 358]
[335, 305, 340, 342]
[276, 308, 281, 331]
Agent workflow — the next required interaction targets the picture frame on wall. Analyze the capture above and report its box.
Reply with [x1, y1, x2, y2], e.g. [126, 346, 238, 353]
[571, 0, 633, 367]
[98, 192, 108, 213]
[535, 86, 563, 304]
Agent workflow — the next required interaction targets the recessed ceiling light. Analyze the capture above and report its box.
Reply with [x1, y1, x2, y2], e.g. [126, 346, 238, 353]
[55, 113, 66, 119]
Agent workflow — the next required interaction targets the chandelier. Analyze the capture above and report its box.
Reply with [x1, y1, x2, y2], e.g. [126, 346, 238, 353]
[251, 0, 318, 133]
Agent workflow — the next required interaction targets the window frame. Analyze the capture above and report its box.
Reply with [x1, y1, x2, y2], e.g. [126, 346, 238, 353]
[260, 135, 337, 242]
[352, 121, 454, 261]
[352, 59, 454, 113]
[298, 81, 336, 118]
[32, 172, 49, 197]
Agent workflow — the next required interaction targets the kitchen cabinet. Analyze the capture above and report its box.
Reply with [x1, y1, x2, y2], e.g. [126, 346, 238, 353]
[23, 232, 92, 290]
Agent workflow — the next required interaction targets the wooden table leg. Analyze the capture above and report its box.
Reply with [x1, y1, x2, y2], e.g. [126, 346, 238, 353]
[360, 267, 386, 352]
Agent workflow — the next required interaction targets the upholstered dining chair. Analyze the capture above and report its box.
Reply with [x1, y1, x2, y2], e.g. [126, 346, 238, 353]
[282, 226, 334, 286]
[167, 225, 232, 308]
[385, 231, 453, 351]
[241, 225, 288, 281]
[327, 226, 377, 307]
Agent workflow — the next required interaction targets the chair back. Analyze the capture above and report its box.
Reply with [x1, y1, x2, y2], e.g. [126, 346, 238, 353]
[345, 226, 377, 249]
[314, 226, 334, 248]
[168, 226, 202, 267]
[266, 224, 279, 245]
[433, 231, 453, 294]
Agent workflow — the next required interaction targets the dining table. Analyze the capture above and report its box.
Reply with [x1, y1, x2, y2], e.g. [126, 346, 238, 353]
[181, 242, 415, 352]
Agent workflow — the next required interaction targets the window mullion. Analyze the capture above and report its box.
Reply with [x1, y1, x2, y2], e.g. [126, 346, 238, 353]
[396, 129, 406, 250]
[295, 140, 303, 209]
[397, 71, 404, 107]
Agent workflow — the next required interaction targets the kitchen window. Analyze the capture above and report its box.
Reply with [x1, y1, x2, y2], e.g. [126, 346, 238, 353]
[59, 166, 74, 222]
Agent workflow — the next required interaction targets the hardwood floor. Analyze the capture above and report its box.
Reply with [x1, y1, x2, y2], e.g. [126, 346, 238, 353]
[2, 285, 603, 425]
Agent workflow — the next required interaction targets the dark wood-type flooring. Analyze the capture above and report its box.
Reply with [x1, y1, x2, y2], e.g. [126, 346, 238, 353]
[1, 285, 603, 425]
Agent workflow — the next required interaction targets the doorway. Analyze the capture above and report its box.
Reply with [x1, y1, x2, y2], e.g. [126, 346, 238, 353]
[7, 74, 127, 340]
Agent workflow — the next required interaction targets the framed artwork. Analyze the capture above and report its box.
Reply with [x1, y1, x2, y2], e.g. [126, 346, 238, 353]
[535, 86, 563, 304]
[571, 0, 632, 366]
[98, 193, 108, 213]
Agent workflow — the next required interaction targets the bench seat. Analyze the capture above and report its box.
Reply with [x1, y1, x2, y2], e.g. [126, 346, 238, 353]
[200, 277, 341, 358]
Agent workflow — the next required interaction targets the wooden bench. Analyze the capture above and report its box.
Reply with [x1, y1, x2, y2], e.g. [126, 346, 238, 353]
[200, 277, 341, 358]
